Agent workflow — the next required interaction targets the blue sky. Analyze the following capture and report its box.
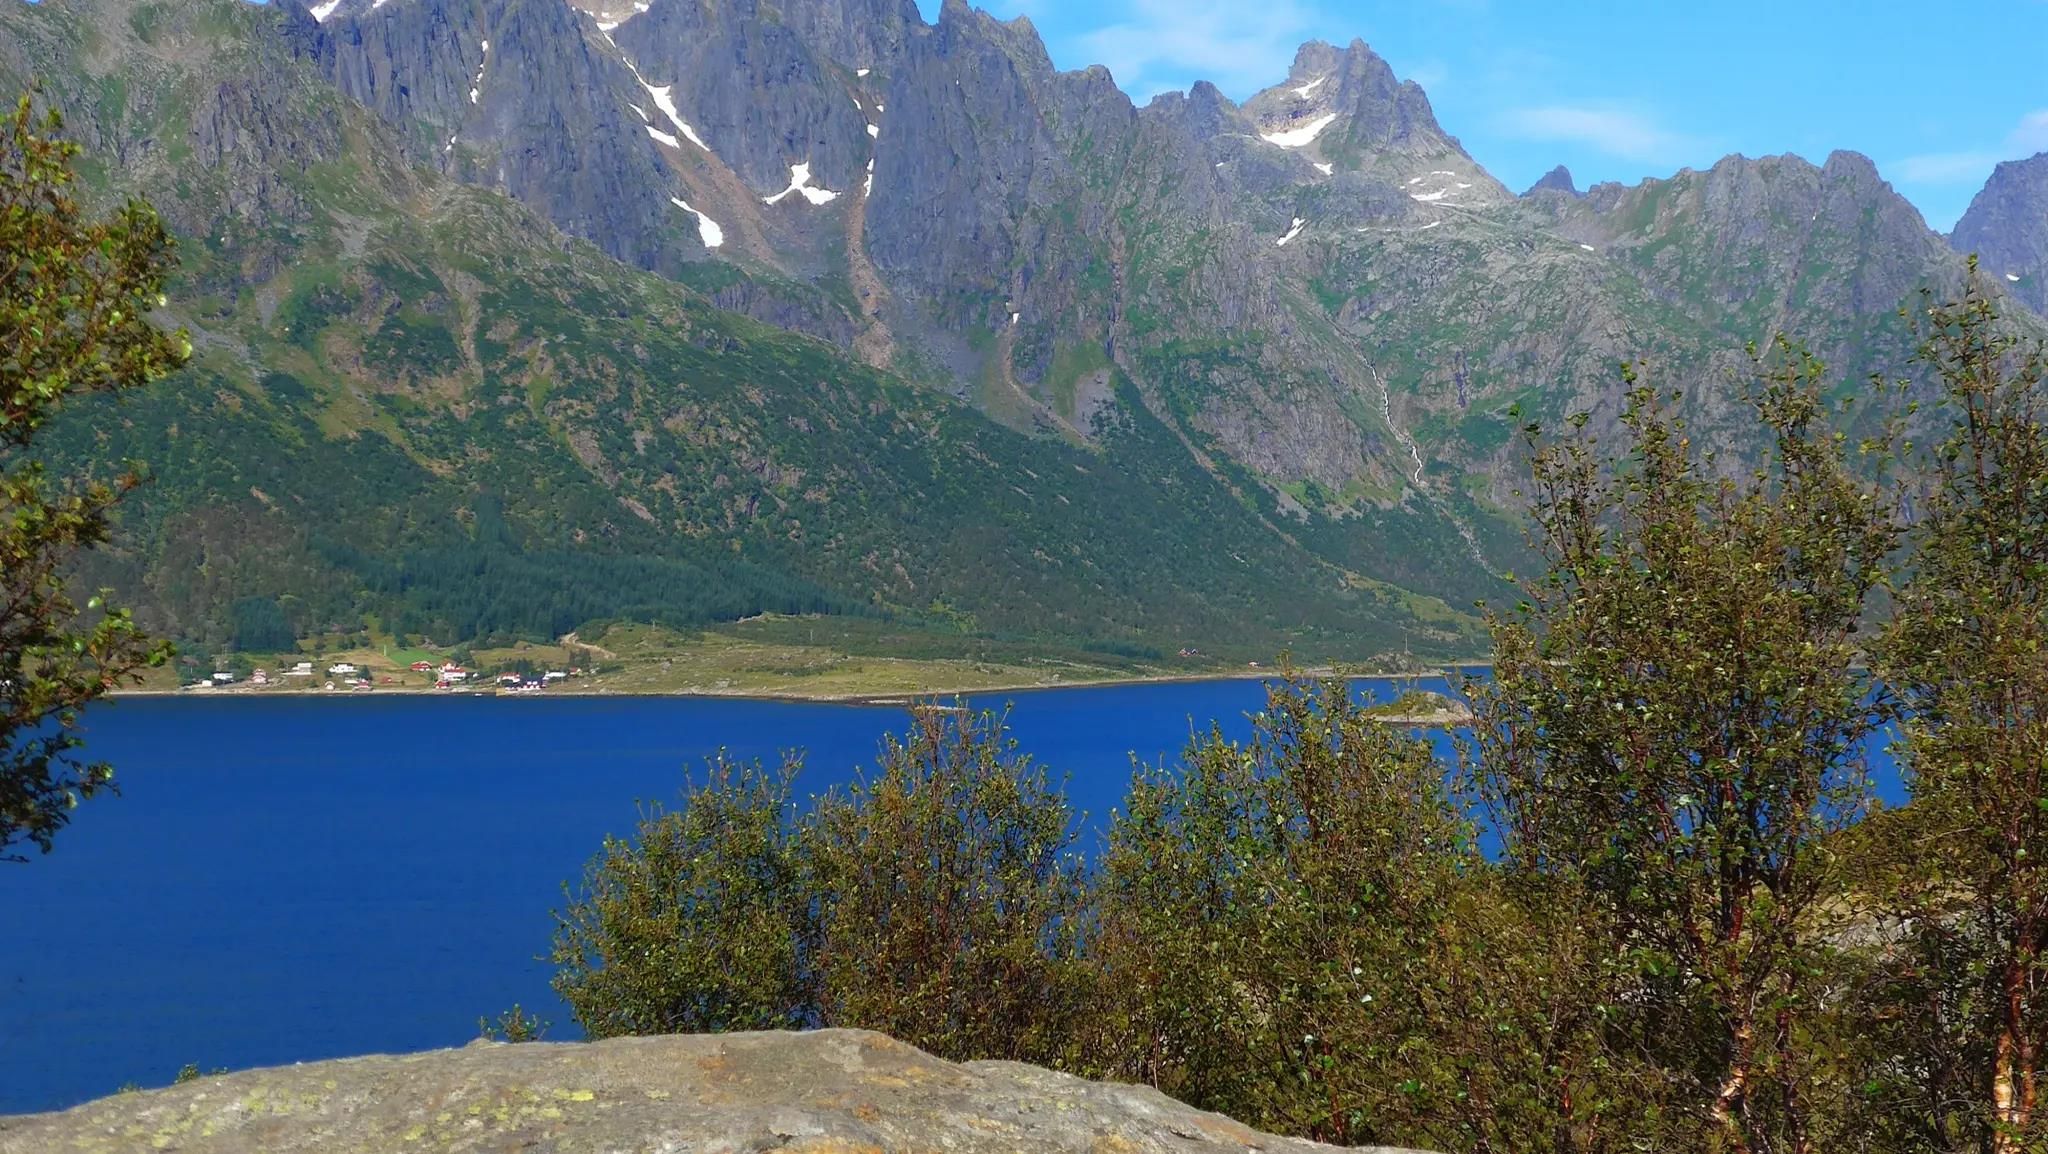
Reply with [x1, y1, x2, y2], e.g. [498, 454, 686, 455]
[915, 0, 2047, 231]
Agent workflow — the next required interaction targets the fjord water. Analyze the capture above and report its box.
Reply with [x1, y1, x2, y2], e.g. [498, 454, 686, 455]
[0, 679, 1896, 1114]
[0, 680, 1364, 1112]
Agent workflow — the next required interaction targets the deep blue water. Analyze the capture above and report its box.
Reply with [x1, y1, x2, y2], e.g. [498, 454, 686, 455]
[0, 677, 1898, 1114]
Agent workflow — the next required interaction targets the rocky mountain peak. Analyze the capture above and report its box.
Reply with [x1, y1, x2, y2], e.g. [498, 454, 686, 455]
[1950, 151, 2048, 316]
[932, 0, 1056, 80]
[1523, 164, 1579, 197]
[1241, 37, 1509, 206]
[1155, 79, 1244, 143]
[1281, 38, 1344, 82]
[1326, 39, 1445, 146]
[1819, 148, 1886, 188]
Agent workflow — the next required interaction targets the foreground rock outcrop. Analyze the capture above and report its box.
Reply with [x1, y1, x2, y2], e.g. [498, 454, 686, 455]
[0, 1029, 1422, 1153]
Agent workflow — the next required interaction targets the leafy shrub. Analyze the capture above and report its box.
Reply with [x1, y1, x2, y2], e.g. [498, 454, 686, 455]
[551, 710, 1086, 1065]
[1093, 675, 1512, 1147]
[808, 706, 1089, 1066]
[552, 753, 812, 1037]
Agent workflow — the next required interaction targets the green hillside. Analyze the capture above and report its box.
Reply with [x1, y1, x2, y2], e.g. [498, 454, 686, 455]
[4, 0, 1479, 670]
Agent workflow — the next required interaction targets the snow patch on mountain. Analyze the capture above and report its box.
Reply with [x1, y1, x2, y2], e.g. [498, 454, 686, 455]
[468, 40, 488, 105]
[1260, 113, 1337, 149]
[1406, 170, 1477, 206]
[1276, 217, 1305, 246]
[614, 51, 713, 154]
[647, 126, 679, 148]
[1292, 76, 1325, 98]
[669, 197, 724, 248]
[640, 82, 709, 151]
[764, 162, 838, 206]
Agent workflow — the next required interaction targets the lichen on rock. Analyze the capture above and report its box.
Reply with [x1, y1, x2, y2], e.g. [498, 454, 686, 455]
[0, 1029, 1429, 1154]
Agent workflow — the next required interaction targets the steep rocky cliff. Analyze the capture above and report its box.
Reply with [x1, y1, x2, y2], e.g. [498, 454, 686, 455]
[0, 1030, 1427, 1154]
[1950, 152, 2048, 316]
[293, 0, 694, 272]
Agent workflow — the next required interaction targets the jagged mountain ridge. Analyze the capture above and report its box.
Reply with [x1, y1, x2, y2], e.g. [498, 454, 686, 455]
[2, 0, 2036, 659]
[276, 0, 2006, 488]
[0, 0, 1483, 660]
[261, 0, 2017, 421]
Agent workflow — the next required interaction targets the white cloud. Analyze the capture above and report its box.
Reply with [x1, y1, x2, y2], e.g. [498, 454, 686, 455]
[1893, 109, 2048, 186]
[2012, 109, 2048, 154]
[1405, 58, 1450, 94]
[1077, 0, 1323, 99]
[1894, 151, 2000, 184]
[1497, 105, 1692, 164]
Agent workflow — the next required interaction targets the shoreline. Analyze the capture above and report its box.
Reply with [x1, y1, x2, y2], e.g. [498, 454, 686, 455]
[110, 662, 1482, 709]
